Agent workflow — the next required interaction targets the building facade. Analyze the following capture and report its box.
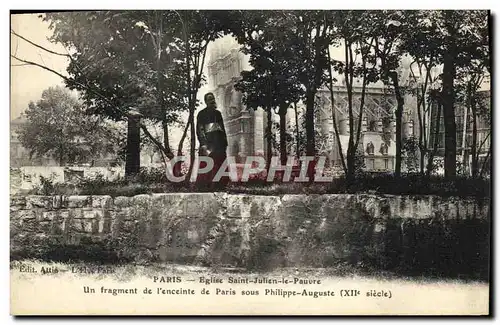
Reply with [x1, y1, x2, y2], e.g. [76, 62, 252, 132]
[207, 36, 420, 172]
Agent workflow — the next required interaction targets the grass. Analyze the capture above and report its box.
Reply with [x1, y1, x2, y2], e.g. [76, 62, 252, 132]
[22, 168, 491, 199]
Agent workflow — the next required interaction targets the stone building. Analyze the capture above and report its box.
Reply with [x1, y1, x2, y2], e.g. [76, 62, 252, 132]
[207, 36, 420, 172]
[428, 87, 491, 175]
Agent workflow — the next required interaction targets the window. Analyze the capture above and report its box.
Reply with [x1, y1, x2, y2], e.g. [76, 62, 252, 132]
[384, 158, 389, 170]
[368, 120, 377, 132]
[406, 120, 413, 136]
[380, 143, 388, 155]
[366, 142, 375, 155]
[225, 88, 232, 112]
[368, 158, 375, 170]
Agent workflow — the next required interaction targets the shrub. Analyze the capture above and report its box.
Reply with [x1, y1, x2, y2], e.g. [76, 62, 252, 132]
[24, 168, 490, 199]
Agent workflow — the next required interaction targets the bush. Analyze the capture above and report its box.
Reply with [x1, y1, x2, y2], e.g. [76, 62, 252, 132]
[33, 174, 57, 195]
[24, 167, 490, 199]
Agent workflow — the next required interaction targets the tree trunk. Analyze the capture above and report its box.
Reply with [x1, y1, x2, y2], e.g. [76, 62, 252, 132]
[305, 90, 317, 180]
[59, 143, 64, 167]
[293, 102, 300, 160]
[162, 118, 171, 155]
[416, 87, 426, 176]
[390, 72, 404, 178]
[266, 108, 272, 170]
[479, 145, 491, 178]
[305, 89, 316, 157]
[175, 118, 191, 178]
[426, 99, 442, 177]
[442, 53, 457, 178]
[346, 147, 355, 182]
[326, 58, 347, 174]
[187, 107, 196, 181]
[344, 40, 355, 182]
[471, 96, 478, 178]
[125, 116, 141, 177]
[278, 104, 288, 166]
[177, 118, 191, 156]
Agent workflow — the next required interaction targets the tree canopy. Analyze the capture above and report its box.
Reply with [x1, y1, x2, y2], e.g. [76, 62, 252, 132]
[18, 86, 122, 166]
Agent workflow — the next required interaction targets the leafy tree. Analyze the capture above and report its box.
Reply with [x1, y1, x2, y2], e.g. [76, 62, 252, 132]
[403, 11, 444, 177]
[328, 10, 379, 181]
[456, 59, 490, 178]
[168, 10, 226, 179]
[424, 10, 489, 178]
[40, 11, 187, 176]
[231, 10, 303, 167]
[402, 136, 419, 174]
[289, 11, 332, 164]
[365, 10, 409, 178]
[18, 86, 121, 166]
[228, 10, 332, 177]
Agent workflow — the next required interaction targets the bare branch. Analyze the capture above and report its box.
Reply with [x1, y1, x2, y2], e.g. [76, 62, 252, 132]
[12, 54, 176, 160]
[12, 54, 69, 81]
[38, 52, 47, 68]
[14, 37, 19, 57]
[479, 145, 491, 178]
[326, 43, 347, 174]
[140, 124, 174, 159]
[475, 130, 491, 161]
[11, 29, 71, 58]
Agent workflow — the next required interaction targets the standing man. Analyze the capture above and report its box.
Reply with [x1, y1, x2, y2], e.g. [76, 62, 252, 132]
[196, 92, 228, 186]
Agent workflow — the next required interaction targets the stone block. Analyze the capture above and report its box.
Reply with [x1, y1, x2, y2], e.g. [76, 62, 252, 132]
[91, 195, 113, 209]
[20, 218, 38, 232]
[98, 217, 112, 234]
[40, 211, 57, 221]
[52, 195, 65, 209]
[71, 218, 96, 233]
[81, 209, 104, 220]
[67, 196, 91, 208]
[58, 210, 70, 220]
[131, 194, 151, 207]
[68, 208, 84, 219]
[26, 196, 52, 209]
[10, 196, 26, 208]
[114, 196, 133, 208]
[8, 192, 491, 276]
[38, 221, 52, 233]
[52, 218, 65, 234]
[11, 209, 37, 221]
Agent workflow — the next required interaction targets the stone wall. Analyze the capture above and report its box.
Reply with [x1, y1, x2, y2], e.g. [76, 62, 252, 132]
[10, 166, 124, 194]
[10, 193, 490, 277]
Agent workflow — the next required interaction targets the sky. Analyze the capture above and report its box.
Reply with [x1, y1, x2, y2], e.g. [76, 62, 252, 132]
[10, 13, 70, 120]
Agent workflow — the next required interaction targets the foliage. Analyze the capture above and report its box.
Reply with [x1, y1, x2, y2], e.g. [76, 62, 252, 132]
[232, 11, 303, 111]
[44, 11, 187, 125]
[327, 11, 380, 180]
[26, 171, 490, 199]
[35, 175, 56, 196]
[18, 86, 122, 166]
[402, 136, 419, 174]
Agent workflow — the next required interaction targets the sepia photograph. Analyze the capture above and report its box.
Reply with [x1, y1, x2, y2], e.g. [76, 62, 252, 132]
[9, 9, 491, 316]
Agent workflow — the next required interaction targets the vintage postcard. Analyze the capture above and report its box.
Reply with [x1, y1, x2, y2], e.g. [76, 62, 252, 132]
[10, 9, 491, 315]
